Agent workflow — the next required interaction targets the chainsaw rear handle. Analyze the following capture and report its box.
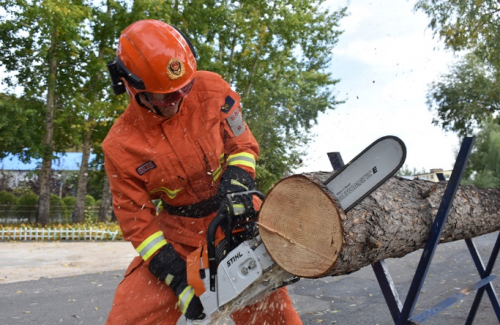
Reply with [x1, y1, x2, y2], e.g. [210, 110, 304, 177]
[206, 190, 265, 291]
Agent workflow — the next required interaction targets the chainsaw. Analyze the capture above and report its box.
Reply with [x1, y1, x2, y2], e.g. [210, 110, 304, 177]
[186, 136, 406, 325]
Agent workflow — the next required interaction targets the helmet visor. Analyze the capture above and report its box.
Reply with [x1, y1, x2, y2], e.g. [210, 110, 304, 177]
[143, 79, 195, 107]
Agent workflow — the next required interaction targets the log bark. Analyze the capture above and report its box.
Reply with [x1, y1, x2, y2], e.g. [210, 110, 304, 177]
[258, 173, 500, 278]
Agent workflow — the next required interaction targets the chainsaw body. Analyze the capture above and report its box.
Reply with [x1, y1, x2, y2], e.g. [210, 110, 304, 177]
[186, 191, 296, 325]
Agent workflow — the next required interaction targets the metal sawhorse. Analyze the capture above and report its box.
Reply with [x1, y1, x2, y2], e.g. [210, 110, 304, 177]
[328, 136, 500, 324]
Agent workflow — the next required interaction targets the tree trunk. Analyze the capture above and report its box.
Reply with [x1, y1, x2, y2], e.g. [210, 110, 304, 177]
[37, 28, 58, 226]
[99, 174, 112, 222]
[258, 173, 500, 278]
[73, 117, 93, 223]
[74, 26, 108, 222]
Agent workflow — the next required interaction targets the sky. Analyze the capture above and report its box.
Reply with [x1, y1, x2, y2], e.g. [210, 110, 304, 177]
[295, 0, 463, 174]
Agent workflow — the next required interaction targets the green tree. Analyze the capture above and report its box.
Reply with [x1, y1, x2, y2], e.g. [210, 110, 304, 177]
[0, 0, 92, 225]
[70, 0, 127, 223]
[0, 94, 45, 161]
[397, 164, 426, 176]
[426, 53, 500, 137]
[462, 120, 500, 188]
[417, 1, 500, 188]
[2, 0, 346, 220]
[415, 0, 500, 66]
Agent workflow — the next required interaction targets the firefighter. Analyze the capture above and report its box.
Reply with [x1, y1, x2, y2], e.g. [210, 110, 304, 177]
[103, 19, 302, 324]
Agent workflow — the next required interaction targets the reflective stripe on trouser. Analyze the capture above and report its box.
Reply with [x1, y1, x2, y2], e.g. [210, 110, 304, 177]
[106, 256, 303, 325]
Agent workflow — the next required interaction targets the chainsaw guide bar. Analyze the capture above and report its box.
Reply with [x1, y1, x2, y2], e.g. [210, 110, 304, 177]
[324, 136, 407, 212]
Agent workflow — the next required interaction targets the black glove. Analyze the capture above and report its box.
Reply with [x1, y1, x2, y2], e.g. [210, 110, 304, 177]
[149, 244, 205, 320]
[217, 166, 256, 198]
[218, 192, 260, 241]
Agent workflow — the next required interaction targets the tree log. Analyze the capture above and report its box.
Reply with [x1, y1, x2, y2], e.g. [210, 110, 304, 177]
[258, 173, 500, 278]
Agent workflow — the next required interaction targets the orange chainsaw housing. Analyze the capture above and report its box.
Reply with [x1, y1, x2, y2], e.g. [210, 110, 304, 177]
[186, 196, 262, 297]
[187, 239, 216, 297]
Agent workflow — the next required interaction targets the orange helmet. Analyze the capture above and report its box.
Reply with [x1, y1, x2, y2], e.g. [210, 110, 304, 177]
[107, 20, 197, 108]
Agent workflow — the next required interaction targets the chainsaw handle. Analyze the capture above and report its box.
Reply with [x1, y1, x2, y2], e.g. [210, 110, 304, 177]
[186, 317, 210, 325]
[206, 206, 227, 291]
[206, 190, 264, 291]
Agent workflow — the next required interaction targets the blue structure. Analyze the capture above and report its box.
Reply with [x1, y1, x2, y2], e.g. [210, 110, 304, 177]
[0, 152, 98, 189]
[0, 153, 96, 171]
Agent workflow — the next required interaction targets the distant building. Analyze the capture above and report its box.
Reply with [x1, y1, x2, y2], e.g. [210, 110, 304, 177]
[415, 168, 452, 182]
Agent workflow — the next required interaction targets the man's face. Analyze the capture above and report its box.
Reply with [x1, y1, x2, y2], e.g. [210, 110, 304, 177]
[138, 93, 182, 118]
[137, 78, 195, 118]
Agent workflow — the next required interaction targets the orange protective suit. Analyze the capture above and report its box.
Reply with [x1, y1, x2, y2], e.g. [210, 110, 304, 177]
[103, 71, 302, 324]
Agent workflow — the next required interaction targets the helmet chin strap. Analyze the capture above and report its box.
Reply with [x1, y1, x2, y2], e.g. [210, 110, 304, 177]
[137, 93, 182, 117]
[137, 93, 164, 115]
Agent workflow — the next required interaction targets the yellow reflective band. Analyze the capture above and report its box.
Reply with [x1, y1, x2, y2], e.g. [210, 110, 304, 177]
[149, 187, 183, 199]
[233, 203, 245, 215]
[178, 285, 195, 314]
[136, 231, 167, 261]
[230, 179, 248, 190]
[165, 274, 174, 286]
[219, 153, 225, 164]
[155, 201, 164, 216]
[213, 165, 222, 181]
[227, 152, 255, 170]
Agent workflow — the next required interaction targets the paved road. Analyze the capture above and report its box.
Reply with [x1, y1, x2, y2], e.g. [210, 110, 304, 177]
[1, 233, 499, 324]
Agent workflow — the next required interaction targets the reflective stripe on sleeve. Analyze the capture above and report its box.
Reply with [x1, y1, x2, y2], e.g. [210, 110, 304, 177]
[227, 152, 255, 170]
[178, 285, 196, 314]
[136, 231, 167, 261]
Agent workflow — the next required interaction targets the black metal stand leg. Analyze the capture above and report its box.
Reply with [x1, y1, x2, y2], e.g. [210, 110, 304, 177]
[396, 137, 475, 324]
[372, 260, 402, 323]
[465, 233, 500, 324]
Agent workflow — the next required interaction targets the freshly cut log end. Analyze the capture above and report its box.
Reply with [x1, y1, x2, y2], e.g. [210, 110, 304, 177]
[258, 174, 345, 278]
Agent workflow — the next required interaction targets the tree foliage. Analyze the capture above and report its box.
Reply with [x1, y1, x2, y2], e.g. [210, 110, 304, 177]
[397, 164, 426, 176]
[0, 0, 92, 224]
[168, 0, 347, 190]
[417, 1, 500, 188]
[462, 120, 500, 188]
[426, 53, 500, 136]
[69, 0, 127, 223]
[0, 94, 45, 161]
[415, 0, 500, 66]
[0, 0, 92, 151]
[1, 0, 346, 203]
